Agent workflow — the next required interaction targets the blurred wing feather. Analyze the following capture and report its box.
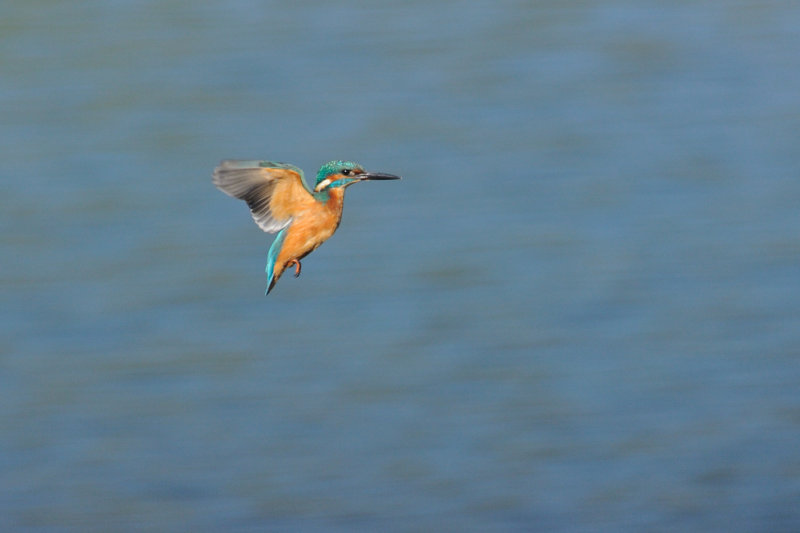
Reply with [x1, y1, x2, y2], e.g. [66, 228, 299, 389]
[213, 160, 314, 233]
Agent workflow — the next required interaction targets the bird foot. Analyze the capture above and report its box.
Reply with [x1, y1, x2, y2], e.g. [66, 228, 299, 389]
[287, 259, 302, 278]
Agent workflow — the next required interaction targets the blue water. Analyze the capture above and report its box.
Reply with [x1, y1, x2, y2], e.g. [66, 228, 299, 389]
[2, 1, 800, 531]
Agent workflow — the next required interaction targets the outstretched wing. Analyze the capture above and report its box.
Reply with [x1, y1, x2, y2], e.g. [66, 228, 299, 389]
[213, 160, 315, 233]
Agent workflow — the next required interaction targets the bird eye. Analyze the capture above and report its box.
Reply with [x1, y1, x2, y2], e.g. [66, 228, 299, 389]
[341, 169, 351, 176]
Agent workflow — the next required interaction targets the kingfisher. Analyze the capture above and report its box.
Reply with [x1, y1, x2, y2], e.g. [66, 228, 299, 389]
[213, 159, 400, 294]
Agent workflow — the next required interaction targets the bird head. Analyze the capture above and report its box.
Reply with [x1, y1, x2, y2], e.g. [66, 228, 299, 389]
[314, 160, 400, 192]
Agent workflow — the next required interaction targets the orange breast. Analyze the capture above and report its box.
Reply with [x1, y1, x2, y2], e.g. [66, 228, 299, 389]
[273, 189, 345, 280]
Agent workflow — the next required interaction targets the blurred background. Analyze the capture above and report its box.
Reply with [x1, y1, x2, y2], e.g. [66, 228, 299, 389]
[2, 1, 799, 531]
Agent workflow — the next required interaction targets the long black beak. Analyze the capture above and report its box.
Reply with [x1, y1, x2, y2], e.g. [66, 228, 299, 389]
[361, 171, 401, 181]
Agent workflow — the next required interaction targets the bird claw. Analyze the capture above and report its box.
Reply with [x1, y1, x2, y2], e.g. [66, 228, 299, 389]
[288, 259, 302, 278]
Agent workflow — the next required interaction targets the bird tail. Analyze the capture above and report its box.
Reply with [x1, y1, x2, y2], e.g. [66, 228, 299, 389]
[265, 227, 289, 295]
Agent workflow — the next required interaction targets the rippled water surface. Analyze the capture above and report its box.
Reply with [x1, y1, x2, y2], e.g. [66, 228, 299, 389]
[2, 1, 800, 531]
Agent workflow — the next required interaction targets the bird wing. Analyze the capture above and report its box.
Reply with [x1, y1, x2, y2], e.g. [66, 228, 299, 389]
[212, 160, 316, 233]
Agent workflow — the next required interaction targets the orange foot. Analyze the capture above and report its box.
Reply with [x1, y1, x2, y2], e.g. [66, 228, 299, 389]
[287, 259, 302, 278]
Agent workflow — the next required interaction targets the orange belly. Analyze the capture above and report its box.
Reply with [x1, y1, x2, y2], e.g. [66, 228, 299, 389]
[272, 189, 344, 282]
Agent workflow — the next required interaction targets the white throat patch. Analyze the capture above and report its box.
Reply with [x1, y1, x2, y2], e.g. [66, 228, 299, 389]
[314, 178, 332, 192]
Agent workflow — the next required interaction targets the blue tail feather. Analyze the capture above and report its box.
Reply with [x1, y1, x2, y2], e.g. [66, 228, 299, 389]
[265, 227, 289, 295]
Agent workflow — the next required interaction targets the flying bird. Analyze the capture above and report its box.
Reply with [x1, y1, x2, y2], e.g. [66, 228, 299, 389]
[213, 159, 400, 294]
